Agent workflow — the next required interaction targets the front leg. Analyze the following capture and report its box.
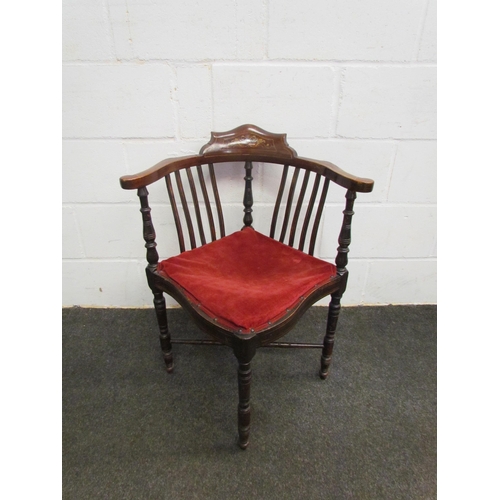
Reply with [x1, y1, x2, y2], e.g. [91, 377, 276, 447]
[237, 360, 252, 449]
[233, 340, 256, 449]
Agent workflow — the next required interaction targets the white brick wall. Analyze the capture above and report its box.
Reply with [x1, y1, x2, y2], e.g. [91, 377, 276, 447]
[62, 0, 436, 307]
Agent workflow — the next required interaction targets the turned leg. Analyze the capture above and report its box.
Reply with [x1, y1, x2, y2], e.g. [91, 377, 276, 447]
[233, 341, 256, 450]
[153, 291, 174, 373]
[319, 293, 342, 380]
[237, 360, 252, 449]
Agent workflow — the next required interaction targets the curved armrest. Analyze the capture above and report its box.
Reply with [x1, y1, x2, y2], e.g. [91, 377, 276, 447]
[303, 158, 374, 193]
[120, 154, 374, 194]
[119, 155, 201, 189]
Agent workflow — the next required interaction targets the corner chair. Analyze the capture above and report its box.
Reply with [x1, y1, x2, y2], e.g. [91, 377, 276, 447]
[119, 124, 374, 449]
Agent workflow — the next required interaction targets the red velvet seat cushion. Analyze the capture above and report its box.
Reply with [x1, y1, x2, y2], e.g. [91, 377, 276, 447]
[157, 227, 336, 332]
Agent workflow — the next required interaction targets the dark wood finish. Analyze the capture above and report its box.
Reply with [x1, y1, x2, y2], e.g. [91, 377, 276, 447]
[299, 172, 321, 252]
[237, 360, 252, 449]
[120, 124, 375, 449]
[279, 166, 300, 243]
[269, 164, 289, 239]
[170, 339, 323, 348]
[153, 291, 174, 373]
[137, 187, 159, 271]
[165, 175, 186, 253]
[186, 167, 206, 246]
[336, 190, 357, 276]
[319, 292, 342, 380]
[196, 165, 217, 242]
[233, 338, 256, 450]
[308, 177, 330, 255]
[119, 125, 373, 193]
[200, 123, 297, 159]
[242, 161, 253, 228]
[209, 163, 225, 238]
[146, 267, 343, 345]
[120, 154, 373, 193]
[289, 169, 310, 247]
[175, 170, 196, 250]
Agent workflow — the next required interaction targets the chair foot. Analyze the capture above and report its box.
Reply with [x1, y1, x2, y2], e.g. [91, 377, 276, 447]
[163, 351, 174, 373]
[319, 353, 332, 379]
[238, 437, 249, 450]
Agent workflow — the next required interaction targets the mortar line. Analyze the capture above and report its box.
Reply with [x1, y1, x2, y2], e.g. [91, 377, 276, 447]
[62, 60, 437, 67]
[62, 136, 437, 142]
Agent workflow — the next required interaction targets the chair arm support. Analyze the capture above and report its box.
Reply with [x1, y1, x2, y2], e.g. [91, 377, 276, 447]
[138, 187, 159, 271]
[335, 190, 357, 275]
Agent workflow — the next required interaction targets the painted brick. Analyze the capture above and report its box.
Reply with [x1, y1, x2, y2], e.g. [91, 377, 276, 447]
[269, 0, 425, 61]
[387, 141, 437, 203]
[62, 64, 175, 138]
[122, 139, 205, 200]
[176, 65, 213, 139]
[363, 260, 437, 304]
[418, 0, 437, 61]
[124, 140, 205, 172]
[108, 0, 266, 60]
[61, 1, 437, 307]
[74, 204, 181, 260]
[62, 0, 114, 61]
[337, 67, 437, 139]
[62, 260, 180, 307]
[252, 162, 290, 204]
[62, 207, 85, 258]
[320, 205, 437, 259]
[292, 139, 395, 203]
[213, 65, 338, 138]
[63, 140, 130, 203]
[210, 163, 247, 204]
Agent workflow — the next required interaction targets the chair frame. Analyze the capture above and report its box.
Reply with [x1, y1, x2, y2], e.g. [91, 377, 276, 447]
[120, 124, 374, 449]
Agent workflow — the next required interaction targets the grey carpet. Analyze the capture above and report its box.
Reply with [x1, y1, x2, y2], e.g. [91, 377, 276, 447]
[63, 305, 436, 500]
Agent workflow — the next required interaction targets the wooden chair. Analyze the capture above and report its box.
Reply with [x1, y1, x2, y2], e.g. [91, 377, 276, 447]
[119, 124, 374, 449]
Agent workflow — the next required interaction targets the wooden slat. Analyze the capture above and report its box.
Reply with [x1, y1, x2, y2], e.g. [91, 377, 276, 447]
[209, 163, 225, 238]
[186, 167, 206, 245]
[175, 170, 196, 249]
[165, 175, 186, 253]
[196, 165, 217, 242]
[298, 173, 321, 252]
[308, 177, 330, 255]
[270, 164, 289, 239]
[279, 166, 300, 243]
[288, 170, 310, 247]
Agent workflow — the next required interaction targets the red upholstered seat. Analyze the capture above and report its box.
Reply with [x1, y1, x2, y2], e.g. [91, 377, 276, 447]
[157, 227, 336, 333]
